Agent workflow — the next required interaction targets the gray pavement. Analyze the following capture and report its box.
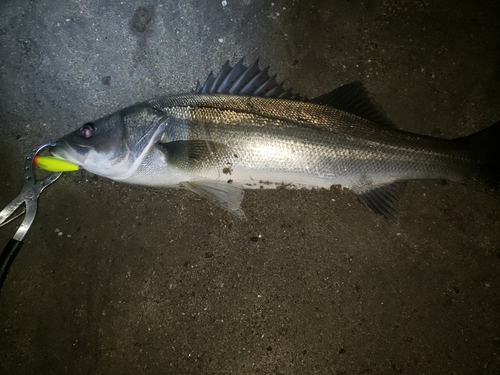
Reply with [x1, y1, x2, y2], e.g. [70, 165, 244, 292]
[1, 1, 499, 373]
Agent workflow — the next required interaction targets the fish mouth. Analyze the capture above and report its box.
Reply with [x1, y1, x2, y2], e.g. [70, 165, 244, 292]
[49, 139, 134, 179]
[49, 140, 90, 166]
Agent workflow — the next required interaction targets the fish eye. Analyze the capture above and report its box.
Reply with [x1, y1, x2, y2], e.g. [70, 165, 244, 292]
[79, 123, 96, 139]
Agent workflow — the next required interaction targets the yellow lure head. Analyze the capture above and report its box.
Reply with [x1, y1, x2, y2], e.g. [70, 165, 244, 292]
[34, 156, 79, 172]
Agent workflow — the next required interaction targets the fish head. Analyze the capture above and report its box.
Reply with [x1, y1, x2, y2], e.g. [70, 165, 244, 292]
[50, 104, 165, 179]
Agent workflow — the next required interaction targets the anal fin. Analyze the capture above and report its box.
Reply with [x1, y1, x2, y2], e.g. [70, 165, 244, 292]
[352, 181, 406, 220]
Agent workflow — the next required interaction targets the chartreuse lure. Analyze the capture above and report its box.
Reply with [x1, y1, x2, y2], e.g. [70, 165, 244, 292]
[34, 156, 78, 172]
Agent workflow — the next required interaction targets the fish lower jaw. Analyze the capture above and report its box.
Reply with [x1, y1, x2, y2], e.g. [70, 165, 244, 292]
[83, 166, 138, 181]
[49, 143, 86, 166]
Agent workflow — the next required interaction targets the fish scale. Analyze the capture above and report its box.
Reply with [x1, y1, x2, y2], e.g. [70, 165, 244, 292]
[155, 94, 470, 183]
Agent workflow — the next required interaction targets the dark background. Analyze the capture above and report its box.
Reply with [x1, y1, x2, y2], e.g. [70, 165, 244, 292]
[1, 1, 499, 373]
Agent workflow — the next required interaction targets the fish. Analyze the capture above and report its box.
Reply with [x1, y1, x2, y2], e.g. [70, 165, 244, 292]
[50, 58, 500, 219]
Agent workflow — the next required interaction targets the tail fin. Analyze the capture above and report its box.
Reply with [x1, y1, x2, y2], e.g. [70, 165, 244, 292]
[459, 121, 500, 192]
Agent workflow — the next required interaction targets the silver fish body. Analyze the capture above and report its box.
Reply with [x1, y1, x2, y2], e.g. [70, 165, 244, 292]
[142, 94, 471, 187]
[50, 59, 499, 218]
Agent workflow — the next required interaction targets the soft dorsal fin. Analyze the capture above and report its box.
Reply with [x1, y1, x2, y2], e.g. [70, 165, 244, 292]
[311, 82, 396, 129]
[195, 58, 306, 100]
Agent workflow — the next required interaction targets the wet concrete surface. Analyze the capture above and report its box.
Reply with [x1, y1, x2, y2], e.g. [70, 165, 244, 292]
[1, 1, 499, 373]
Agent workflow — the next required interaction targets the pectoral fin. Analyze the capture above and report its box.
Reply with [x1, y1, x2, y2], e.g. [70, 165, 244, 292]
[157, 140, 232, 171]
[181, 180, 246, 219]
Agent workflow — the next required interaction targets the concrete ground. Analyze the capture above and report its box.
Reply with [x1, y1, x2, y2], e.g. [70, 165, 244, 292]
[1, 0, 499, 373]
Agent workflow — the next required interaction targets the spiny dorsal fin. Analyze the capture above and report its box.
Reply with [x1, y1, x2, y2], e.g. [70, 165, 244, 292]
[195, 58, 306, 100]
[311, 82, 396, 129]
[352, 181, 406, 220]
